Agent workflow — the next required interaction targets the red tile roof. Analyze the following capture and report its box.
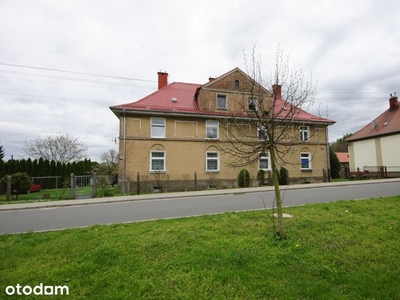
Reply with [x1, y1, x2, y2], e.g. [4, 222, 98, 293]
[110, 69, 334, 124]
[271, 98, 333, 123]
[112, 82, 202, 113]
[346, 105, 400, 142]
[335, 152, 349, 163]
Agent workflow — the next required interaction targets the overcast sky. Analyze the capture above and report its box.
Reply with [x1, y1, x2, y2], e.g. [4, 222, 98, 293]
[1, 0, 400, 161]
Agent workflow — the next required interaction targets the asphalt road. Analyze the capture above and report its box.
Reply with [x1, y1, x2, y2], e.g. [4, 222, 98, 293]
[1, 180, 399, 235]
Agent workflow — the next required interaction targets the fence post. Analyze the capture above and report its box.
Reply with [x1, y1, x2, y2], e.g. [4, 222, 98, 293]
[70, 173, 76, 200]
[137, 172, 141, 195]
[6, 175, 11, 201]
[194, 171, 197, 191]
[91, 173, 97, 198]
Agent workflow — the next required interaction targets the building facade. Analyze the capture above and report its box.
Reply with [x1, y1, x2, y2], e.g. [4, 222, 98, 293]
[110, 68, 335, 192]
[346, 93, 400, 174]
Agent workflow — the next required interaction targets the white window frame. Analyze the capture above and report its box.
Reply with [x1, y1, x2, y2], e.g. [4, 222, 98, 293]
[300, 152, 312, 170]
[259, 152, 270, 171]
[151, 118, 166, 138]
[150, 151, 166, 172]
[299, 126, 310, 142]
[248, 97, 257, 111]
[206, 120, 219, 139]
[216, 94, 227, 110]
[258, 125, 268, 141]
[206, 151, 220, 172]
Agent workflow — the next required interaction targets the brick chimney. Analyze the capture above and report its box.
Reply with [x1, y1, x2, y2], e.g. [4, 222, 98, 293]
[272, 84, 282, 99]
[157, 71, 168, 90]
[389, 92, 399, 110]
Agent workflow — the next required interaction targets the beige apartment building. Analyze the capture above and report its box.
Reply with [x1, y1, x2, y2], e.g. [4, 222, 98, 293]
[110, 68, 335, 192]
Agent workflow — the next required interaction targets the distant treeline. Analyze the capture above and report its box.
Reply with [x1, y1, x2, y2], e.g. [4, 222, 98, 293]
[0, 158, 96, 188]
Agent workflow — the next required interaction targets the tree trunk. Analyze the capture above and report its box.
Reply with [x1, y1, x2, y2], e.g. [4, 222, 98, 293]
[269, 147, 286, 240]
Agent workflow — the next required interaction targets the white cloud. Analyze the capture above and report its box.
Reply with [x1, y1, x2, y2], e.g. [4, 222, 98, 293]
[1, 0, 400, 160]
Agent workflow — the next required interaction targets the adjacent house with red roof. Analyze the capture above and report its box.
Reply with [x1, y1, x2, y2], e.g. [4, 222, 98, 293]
[110, 68, 335, 192]
[346, 93, 400, 174]
[335, 152, 350, 177]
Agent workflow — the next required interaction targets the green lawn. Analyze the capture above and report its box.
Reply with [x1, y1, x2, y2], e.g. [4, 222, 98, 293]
[1, 196, 399, 299]
[0, 186, 119, 204]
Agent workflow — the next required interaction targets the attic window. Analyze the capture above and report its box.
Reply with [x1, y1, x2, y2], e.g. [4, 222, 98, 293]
[384, 121, 389, 126]
[171, 97, 177, 102]
[235, 80, 240, 88]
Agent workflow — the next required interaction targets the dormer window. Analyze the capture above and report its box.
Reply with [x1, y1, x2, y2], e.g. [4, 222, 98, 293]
[248, 97, 257, 111]
[217, 94, 227, 110]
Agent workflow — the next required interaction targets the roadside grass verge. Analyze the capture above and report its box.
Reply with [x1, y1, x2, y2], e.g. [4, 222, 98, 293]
[0, 186, 119, 205]
[1, 196, 399, 299]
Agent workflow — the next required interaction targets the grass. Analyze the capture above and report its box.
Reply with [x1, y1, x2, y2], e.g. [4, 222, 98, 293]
[1, 196, 399, 299]
[0, 186, 120, 205]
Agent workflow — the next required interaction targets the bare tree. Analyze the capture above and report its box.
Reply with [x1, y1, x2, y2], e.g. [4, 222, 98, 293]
[93, 149, 119, 178]
[23, 133, 87, 163]
[221, 48, 324, 240]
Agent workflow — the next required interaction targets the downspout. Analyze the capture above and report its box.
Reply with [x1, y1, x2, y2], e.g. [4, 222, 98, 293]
[122, 108, 127, 194]
[325, 126, 331, 182]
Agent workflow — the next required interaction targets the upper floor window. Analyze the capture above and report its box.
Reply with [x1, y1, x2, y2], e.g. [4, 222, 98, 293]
[206, 151, 220, 172]
[206, 120, 219, 139]
[299, 126, 310, 142]
[151, 118, 165, 138]
[248, 97, 257, 111]
[150, 151, 166, 172]
[300, 152, 312, 170]
[217, 94, 227, 110]
[258, 125, 268, 141]
[259, 152, 270, 170]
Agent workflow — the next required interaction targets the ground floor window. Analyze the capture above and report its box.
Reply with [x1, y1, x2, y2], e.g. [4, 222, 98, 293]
[300, 152, 312, 170]
[206, 152, 220, 172]
[150, 151, 166, 172]
[259, 152, 270, 170]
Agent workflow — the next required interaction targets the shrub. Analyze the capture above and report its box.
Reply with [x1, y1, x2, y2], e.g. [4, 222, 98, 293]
[329, 147, 341, 179]
[257, 170, 265, 186]
[279, 167, 289, 185]
[237, 169, 251, 188]
[0, 172, 31, 198]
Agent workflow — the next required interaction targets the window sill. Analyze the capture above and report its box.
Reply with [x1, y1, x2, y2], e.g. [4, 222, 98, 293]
[301, 168, 313, 172]
[206, 170, 220, 173]
[205, 138, 219, 140]
[149, 171, 167, 174]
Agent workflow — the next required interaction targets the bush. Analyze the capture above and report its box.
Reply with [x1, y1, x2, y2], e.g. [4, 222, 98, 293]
[237, 169, 251, 188]
[257, 170, 265, 186]
[0, 172, 31, 196]
[279, 167, 289, 185]
[329, 147, 341, 179]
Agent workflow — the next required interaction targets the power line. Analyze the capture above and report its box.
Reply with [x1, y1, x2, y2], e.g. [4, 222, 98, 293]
[0, 69, 156, 88]
[0, 62, 156, 83]
[0, 92, 111, 104]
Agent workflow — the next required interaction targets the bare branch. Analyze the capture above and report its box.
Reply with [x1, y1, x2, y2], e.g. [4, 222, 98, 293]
[23, 133, 87, 163]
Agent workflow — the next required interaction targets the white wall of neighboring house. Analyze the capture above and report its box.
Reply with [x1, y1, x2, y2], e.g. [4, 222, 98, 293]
[349, 134, 400, 171]
[381, 135, 400, 166]
[350, 139, 376, 171]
